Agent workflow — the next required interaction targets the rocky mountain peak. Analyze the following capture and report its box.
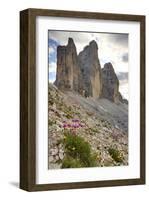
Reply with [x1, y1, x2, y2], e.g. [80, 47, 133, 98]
[67, 37, 76, 49]
[68, 37, 74, 45]
[103, 62, 114, 70]
[89, 40, 98, 49]
[55, 37, 79, 91]
[101, 62, 122, 103]
[55, 38, 125, 104]
[78, 40, 102, 98]
[102, 62, 117, 80]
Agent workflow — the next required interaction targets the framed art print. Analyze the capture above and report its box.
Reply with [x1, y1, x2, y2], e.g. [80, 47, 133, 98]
[20, 8, 145, 191]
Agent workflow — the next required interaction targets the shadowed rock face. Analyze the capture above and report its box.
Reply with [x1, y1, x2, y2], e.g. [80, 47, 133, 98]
[101, 62, 122, 103]
[78, 40, 102, 98]
[55, 38, 80, 91]
[55, 38, 102, 98]
[55, 38, 125, 103]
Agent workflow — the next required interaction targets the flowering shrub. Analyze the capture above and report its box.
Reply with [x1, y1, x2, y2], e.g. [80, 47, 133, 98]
[62, 131, 98, 168]
[60, 119, 85, 134]
[58, 118, 98, 168]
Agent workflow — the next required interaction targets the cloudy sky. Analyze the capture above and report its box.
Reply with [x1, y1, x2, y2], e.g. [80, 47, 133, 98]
[48, 30, 128, 99]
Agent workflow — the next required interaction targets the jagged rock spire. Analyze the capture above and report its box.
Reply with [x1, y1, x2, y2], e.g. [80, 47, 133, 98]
[78, 40, 102, 98]
[101, 62, 122, 103]
[55, 38, 123, 103]
[55, 38, 80, 91]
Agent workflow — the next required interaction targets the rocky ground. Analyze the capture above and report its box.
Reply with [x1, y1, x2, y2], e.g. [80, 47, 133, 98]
[48, 83, 128, 169]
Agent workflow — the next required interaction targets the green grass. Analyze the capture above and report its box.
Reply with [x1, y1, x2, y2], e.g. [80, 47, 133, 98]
[108, 147, 123, 163]
[62, 156, 82, 168]
[62, 131, 98, 168]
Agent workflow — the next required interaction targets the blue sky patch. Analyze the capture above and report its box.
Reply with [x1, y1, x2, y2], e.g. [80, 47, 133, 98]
[48, 38, 60, 63]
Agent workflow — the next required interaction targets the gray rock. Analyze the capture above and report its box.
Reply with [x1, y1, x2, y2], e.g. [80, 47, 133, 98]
[49, 163, 62, 169]
[49, 156, 54, 162]
[55, 38, 102, 99]
[59, 149, 64, 153]
[59, 152, 64, 160]
[101, 62, 122, 103]
[55, 38, 80, 92]
[50, 148, 58, 156]
[78, 40, 102, 98]
[55, 155, 59, 161]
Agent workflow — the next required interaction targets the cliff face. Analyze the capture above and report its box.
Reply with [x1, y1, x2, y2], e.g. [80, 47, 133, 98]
[55, 38, 125, 103]
[78, 40, 102, 98]
[101, 62, 121, 103]
[55, 38, 80, 91]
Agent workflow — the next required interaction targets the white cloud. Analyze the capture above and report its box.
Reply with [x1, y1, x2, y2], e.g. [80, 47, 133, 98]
[49, 62, 57, 83]
[119, 82, 129, 100]
[49, 47, 55, 54]
[49, 74, 56, 83]
[49, 62, 57, 73]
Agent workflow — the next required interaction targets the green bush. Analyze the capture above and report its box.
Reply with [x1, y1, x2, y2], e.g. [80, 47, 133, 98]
[62, 132, 98, 168]
[108, 147, 123, 163]
[62, 156, 83, 168]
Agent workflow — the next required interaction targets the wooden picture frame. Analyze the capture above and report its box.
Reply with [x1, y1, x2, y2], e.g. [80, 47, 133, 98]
[20, 8, 145, 191]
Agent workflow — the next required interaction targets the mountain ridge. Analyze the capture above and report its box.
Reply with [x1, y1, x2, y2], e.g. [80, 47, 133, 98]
[54, 37, 128, 104]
